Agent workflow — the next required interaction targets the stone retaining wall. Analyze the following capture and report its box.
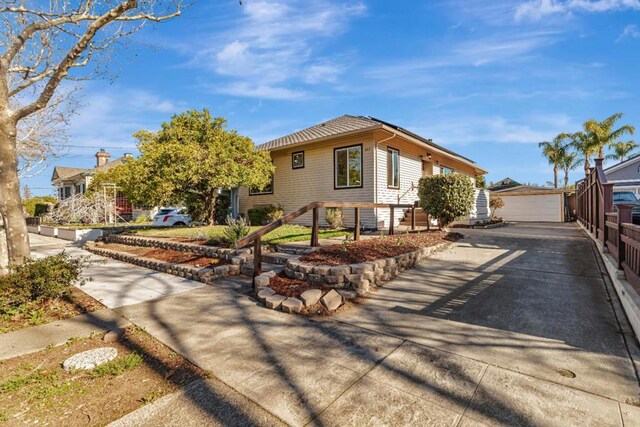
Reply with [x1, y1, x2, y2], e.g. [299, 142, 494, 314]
[102, 234, 252, 263]
[254, 242, 449, 303]
[85, 242, 242, 282]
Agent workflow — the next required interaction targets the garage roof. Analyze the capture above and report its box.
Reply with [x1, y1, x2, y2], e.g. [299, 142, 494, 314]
[493, 185, 569, 196]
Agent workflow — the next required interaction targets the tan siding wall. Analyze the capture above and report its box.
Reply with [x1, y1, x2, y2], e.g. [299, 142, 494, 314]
[373, 136, 478, 227]
[239, 133, 377, 228]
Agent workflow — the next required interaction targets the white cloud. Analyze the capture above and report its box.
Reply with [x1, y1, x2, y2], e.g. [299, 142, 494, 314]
[407, 114, 576, 147]
[188, 0, 366, 99]
[515, 0, 640, 21]
[618, 24, 640, 41]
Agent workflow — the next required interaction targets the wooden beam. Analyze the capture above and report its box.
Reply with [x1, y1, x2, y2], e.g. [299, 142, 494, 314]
[389, 207, 395, 235]
[311, 207, 319, 247]
[253, 236, 262, 282]
[354, 207, 360, 241]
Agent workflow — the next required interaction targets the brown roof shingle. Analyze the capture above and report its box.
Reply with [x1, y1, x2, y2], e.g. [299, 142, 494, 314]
[258, 115, 380, 151]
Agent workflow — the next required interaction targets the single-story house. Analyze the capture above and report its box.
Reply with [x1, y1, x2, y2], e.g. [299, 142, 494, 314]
[238, 115, 489, 229]
[603, 155, 640, 196]
[492, 185, 573, 222]
[51, 149, 153, 220]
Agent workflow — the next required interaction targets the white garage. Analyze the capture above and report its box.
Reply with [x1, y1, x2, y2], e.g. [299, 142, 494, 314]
[493, 187, 566, 223]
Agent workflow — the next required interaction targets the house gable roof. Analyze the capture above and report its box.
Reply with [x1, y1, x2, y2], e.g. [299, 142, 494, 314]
[258, 114, 484, 172]
[51, 156, 129, 184]
[493, 185, 568, 195]
[488, 177, 521, 191]
[603, 155, 640, 182]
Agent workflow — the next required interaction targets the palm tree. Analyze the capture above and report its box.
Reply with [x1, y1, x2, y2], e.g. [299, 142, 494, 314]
[606, 140, 638, 162]
[539, 133, 570, 188]
[558, 149, 579, 188]
[585, 113, 635, 159]
[571, 129, 598, 175]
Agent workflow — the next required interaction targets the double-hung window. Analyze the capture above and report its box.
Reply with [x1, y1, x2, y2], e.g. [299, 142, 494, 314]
[441, 165, 455, 175]
[335, 145, 362, 189]
[387, 147, 399, 188]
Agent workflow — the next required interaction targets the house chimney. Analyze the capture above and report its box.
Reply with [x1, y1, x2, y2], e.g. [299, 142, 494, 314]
[96, 149, 111, 167]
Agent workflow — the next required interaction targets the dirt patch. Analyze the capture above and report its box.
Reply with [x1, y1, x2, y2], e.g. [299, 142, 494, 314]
[299, 231, 461, 266]
[0, 287, 104, 334]
[100, 243, 224, 268]
[268, 274, 332, 298]
[0, 326, 208, 426]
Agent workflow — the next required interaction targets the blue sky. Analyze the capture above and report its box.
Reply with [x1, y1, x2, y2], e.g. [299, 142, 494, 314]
[24, 0, 640, 195]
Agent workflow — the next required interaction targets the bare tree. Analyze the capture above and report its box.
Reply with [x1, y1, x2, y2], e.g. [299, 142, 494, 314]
[0, 1, 182, 269]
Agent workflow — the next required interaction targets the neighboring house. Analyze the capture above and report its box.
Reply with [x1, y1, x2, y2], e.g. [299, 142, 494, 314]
[51, 149, 152, 220]
[492, 185, 573, 222]
[603, 155, 640, 196]
[238, 115, 489, 229]
[488, 177, 521, 192]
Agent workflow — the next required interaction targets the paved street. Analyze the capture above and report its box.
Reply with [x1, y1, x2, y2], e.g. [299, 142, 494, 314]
[30, 224, 640, 426]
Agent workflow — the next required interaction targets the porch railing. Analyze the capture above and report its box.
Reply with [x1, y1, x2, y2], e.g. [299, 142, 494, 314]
[576, 158, 640, 292]
[235, 201, 415, 280]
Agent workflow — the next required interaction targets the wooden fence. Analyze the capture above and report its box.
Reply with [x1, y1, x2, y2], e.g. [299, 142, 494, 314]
[577, 158, 640, 291]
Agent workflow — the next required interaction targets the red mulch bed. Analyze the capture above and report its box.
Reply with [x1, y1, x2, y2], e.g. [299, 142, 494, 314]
[101, 243, 225, 268]
[299, 230, 461, 266]
[268, 274, 331, 298]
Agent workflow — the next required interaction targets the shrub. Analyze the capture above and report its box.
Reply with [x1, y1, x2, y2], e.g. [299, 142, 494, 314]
[0, 253, 84, 310]
[248, 205, 279, 225]
[223, 216, 251, 246]
[266, 204, 285, 222]
[475, 174, 487, 189]
[214, 192, 231, 225]
[489, 195, 505, 219]
[22, 196, 56, 217]
[325, 208, 344, 229]
[418, 173, 475, 227]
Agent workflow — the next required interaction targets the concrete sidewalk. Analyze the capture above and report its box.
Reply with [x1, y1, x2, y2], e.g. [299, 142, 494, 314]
[29, 234, 206, 308]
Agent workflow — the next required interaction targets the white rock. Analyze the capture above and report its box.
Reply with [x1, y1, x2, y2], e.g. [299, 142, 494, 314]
[257, 288, 276, 302]
[321, 289, 343, 311]
[63, 347, 117, 371]
[282, 298, 304, 314]
[300, 289, 323, 306]
[265, 294, 287, 309]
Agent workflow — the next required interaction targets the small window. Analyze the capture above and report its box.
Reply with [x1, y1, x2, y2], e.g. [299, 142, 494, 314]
[441, 165, 455, 175]
[387, 147, 399, 188]
[249, 175, 274, 195]
[334, 145, 362, 189]
[63, 186, 71, 199]
[292, 151, 304, 169]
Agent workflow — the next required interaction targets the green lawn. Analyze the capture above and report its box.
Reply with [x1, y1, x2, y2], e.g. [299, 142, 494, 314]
[129, 224, 351, 246]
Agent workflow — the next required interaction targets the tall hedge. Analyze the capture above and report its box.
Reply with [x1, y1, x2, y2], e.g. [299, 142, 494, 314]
[418, 173, 475, 227]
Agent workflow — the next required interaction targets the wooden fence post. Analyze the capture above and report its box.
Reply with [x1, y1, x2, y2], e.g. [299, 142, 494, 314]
[618, 204, 634, 270]
[253, 236, 262, 281]
[354, 207, 360, 241]
[389, 206, 395, 235]
[603, 183, 614, 244]
[411, 206, 416, 231]
[311, 207, 319, 247]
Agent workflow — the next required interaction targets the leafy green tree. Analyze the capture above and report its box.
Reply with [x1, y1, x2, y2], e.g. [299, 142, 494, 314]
[585, 113, 635, 159]
[489, 195, 504, 219]
[418, 173, 475, 228]
[92, 110, 274, 225]
[539, 133, 571, 188]
[607, 141, 638, 162]
[22, 196, 56, 217]
[475, 174, 486, 189]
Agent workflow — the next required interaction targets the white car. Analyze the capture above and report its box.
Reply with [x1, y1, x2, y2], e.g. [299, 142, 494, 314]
[152, 208, 192, 227]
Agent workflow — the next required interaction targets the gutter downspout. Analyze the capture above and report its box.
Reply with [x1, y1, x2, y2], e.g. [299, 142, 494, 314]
[374, 129, 397, 229]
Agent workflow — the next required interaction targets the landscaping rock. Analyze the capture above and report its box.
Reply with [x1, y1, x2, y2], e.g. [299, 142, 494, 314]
[265, 294, 287, 310]
[338, 289, 358, 300]
[63, 347, 118, 371]
[230, 257, 243, 265]
[308, 274, 324, 283]
[321, 289, 343, 311]
[102, 329, 124, 343]
[254, 275, 271, 288]
[350, 262, 375, 274]
[355, 279, 370, 296]
[330, 266, 350, 277]
[293, 271, 307, 280]
[324, 275, 344, 285]
[284, 268, 296, 278]
[263, 270, 278, 278]
[257, 288, 276, 302]
[282, 297, 304, 314]
[300, 289, 323, 306]
[346, 274, 363, 284]
[313, 265, 332, 275]
[299, 264, 315, 274]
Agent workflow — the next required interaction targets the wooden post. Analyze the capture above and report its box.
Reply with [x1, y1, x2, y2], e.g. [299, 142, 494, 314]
[427, 212, 430, 231]
[311, 207, 319, 247]
[253, 236, 262, 280]
[618, 204, 634, 270]
[411, 206, 416, 231]
[389, 206, 395, 235]
[354, 207, 360, 241]
[603, 182, 614, 244]
[595, 179, 600, 240]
